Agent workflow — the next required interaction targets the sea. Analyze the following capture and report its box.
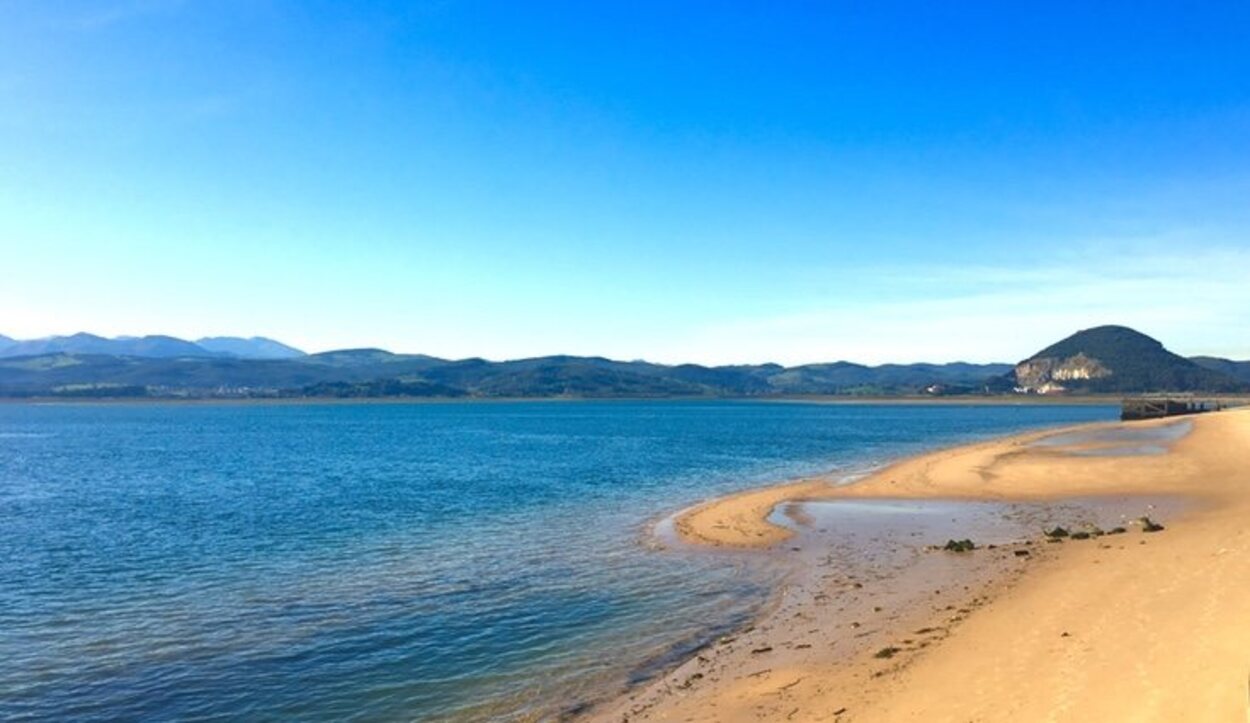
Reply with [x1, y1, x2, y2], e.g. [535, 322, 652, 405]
[0, 400, 1116, 721]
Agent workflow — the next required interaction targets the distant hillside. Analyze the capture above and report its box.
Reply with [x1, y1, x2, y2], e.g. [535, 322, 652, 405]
[196, 336, 306, 359]
[0, 333, 212, 359]
[0, 333, 307, 360]
[770, 361, 1012, 394]
[1009, 326, 1243, 394]
[0, 354, 330, 395]
[302, 348, 446, 369]
[1190, 356, 1250, 384]
[0, 347, 1014, 399]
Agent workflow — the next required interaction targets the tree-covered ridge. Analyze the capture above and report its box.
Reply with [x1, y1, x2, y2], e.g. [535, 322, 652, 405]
[0, 349, 1011, 398]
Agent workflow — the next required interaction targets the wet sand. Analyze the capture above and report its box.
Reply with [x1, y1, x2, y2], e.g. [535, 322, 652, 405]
[590, 409, 1250, 722]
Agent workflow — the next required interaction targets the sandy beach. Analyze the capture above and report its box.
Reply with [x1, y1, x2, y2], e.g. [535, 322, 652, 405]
[592, 408, 1250, 722]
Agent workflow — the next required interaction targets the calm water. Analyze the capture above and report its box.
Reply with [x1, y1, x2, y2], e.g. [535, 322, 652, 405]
[0, 401, 1115, 721]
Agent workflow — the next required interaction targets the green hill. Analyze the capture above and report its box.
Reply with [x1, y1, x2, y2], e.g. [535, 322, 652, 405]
[1190, 356, 1250, 384]
[1010, 326, 1243, 393]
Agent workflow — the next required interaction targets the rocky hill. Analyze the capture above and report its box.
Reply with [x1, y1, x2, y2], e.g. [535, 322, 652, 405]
[1009, 326, 1243, 394]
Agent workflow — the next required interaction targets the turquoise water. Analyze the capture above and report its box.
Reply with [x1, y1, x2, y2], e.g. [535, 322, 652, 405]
[0, 401, 1115, 720]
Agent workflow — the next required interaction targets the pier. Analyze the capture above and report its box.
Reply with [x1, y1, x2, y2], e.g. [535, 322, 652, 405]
[1120, 397, 1222, 421]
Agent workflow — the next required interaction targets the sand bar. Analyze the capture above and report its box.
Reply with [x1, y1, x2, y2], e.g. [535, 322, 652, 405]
[591, 408, 1250, 722]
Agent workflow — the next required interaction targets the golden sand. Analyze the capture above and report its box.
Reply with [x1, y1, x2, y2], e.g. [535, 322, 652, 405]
[593, 408, 1250, 722]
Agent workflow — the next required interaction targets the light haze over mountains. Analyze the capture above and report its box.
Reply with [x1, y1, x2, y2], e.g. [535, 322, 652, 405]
[0, 333, 305, 360]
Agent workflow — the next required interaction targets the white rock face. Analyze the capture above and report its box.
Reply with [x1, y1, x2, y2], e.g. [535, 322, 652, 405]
[1053, 366, 1097, 381]
[1014, 353, 1111, 394]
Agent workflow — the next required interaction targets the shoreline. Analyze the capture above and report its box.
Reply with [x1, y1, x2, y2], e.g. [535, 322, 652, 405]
[590, 409, 1250, 721]
[7, 395, 1244, 407]
[670, 416, 1152, 549]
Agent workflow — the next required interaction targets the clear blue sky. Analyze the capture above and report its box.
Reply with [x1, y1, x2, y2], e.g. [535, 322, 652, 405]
[2, 1, 1248, 363]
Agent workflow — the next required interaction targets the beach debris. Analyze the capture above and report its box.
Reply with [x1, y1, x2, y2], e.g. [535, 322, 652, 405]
[833, 707, 848, 717]
[1014, 549, 1031, 557]
[942, 538, 976, 553]
[1108, 526, 1128, 535]
[750, 646, 773, 655]
[874, 646, 901, 659]
[1044, 526, 1070, 539]
[1138, 516, 1165, 533]
[1071, 531, 1091, 540]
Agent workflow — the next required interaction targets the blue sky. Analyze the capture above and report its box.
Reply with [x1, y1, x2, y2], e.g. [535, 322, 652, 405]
[2, 1, 1248, 363]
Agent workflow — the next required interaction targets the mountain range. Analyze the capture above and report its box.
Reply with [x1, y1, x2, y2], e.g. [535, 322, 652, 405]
[0, 327, 1245, 399]
[0, 333, 305, 360]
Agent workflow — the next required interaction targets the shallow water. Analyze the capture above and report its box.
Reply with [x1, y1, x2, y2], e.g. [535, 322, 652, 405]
[1033, 419, 1192, 456]
[777, 495, 1185, 560]
[0, 400, 1117, 720]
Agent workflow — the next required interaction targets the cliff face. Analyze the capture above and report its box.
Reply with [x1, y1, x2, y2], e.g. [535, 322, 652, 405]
[1013, 352, 1111, 393]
